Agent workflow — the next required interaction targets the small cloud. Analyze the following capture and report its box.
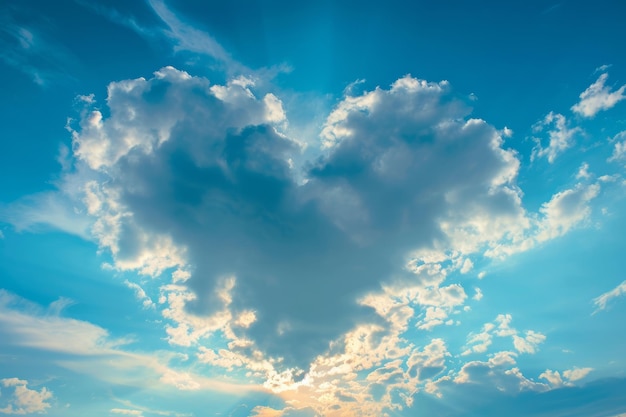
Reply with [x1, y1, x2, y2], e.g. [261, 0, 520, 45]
[540, 367, 592, 387]
[608, 131, 626, 163]
[593, 280, 626, 313]
[0, 192, 92, 239]
[0, 378, 53, 414]
[460, 258, 474, 274]
[48, 297, 75, 315]
[536, 182, 600, 242]
[463, 315, 545, 356]
[473, 288, 483, 301]
[531, 112, 581, 163]
[110, 409, 144, 416]
[576, 162, 591, 179]
[343, 78, 366, 96]
[124, 280, 155, 309]
[512, 330, 546, 354]
[571, 73, 626, 118]
[594, 64, 612, 74]
[563, 367, 593, 382]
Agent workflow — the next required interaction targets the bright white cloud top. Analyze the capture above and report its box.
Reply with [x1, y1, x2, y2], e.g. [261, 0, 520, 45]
[571, 72, 626, 118]
[1, 1, 626, 417]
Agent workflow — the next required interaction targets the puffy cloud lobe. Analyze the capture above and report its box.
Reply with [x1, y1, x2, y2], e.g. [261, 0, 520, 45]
[539, 367, 593, 387]
[571, 73, 626, 118]
[313, 76, 524, 253]
[0, 378, 52, 415]
[536, 182, 600, 242]
[462, 315, 545, 356]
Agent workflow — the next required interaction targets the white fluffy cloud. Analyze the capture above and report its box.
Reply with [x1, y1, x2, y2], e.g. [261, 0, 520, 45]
[571, 73, 626, 118]
[453, 351, 547, 392]
[4, 63, 616, 415]
[462, 315, 545, 356]
[536, 182, 600, 242]
[0, 378, 52, 415]
[63, 68, 536, 373]
[539, 367, 593, 387]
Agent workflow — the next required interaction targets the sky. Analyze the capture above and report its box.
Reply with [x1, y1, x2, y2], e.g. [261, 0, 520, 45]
[1, 0, 626, 416]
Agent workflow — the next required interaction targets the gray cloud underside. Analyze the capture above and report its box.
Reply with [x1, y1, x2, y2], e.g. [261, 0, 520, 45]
[62, 67, 597, 376]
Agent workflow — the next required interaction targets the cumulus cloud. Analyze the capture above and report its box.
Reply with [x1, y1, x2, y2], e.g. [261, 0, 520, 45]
[453, 351, 547, 392]
[473, 287, 483, 301]
[63, 68, 538, 373]
[593, 280, 626, 313]
[6, 60, 616, 415]
[531, 112, 580, 163]
[571, 73, 626, 118]
[0, 378, 52, 414]
[576, 162, 591, 179]
[535, 182, 600, 242]
[539, 367, 593, 387]
[462, 315, 545, 356]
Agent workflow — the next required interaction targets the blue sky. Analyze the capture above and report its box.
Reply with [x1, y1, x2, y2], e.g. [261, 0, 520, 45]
[1, 1, 626, 416]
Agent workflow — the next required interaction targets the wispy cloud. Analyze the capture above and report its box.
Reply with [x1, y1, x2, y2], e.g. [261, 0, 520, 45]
[0, 9, 78, 86]
[0, 289, 262, 395]
[593, 280, 626, 313]
[531, 112, 581, 163]
[147, 0, 230, 63]
[79, 0, 250, 76]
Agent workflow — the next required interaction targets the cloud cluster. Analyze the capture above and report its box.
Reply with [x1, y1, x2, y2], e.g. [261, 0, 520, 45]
[3, 60, 616, 415]
[539, 367, 593, 388]
[461, 314, 546, 356]
[0, 290, 256, 396]
[65, 68, 539, 371]
[0, 378, 52, 415]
